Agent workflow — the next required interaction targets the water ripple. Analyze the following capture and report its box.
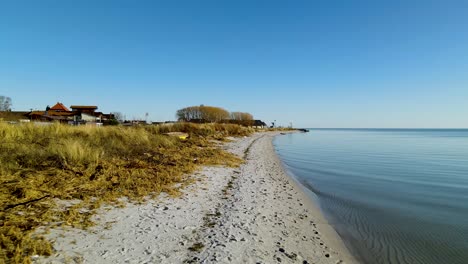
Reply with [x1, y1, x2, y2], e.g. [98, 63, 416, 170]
[274, 129, 468, 264]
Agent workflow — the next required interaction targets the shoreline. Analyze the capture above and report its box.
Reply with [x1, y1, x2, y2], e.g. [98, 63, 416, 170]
[271, 133, 358, 263]
[37, 132, 356, 263]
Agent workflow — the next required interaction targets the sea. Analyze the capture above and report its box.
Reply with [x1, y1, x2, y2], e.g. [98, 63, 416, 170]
[273, 129, 468, 264]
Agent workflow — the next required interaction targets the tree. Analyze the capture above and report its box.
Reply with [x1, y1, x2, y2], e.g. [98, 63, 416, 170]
[230, 111, 254, 126]
[176, 105, 230, 122]
[230, 112, 253, 121]
[111, 112, 124, 122]
[108, 119, 120, 125]
[0, 96, 12, 111]
[176, 106, 202, 121]
[199, 105, 230, 122]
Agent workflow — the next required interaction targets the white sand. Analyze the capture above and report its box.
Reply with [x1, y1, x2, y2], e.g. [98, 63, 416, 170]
[36, 132, 356, 264]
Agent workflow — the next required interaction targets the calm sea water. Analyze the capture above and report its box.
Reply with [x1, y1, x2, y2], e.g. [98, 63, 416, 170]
[274, 129, 468, 264]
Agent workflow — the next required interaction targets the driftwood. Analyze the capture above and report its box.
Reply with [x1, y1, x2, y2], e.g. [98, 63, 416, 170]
[4, 195, 51, 210]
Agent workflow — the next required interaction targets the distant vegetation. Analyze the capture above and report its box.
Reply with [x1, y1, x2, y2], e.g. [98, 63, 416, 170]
[176, 105, 254, 124]
[230, 111, 253, 121]
[176, 105, 230, 122]
[0, 122, 253, 263]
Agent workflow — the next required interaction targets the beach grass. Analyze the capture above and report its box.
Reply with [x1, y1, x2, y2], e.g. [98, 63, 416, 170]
[0, 122, 251, 263]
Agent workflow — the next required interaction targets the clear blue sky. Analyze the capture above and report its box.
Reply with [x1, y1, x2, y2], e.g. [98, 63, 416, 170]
[1, 0, 467, 128]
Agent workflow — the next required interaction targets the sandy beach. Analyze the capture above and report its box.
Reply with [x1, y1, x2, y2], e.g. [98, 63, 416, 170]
[36, 132, 356, 264]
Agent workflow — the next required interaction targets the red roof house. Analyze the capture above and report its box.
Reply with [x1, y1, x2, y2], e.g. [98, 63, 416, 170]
[49, 102, 70, 112]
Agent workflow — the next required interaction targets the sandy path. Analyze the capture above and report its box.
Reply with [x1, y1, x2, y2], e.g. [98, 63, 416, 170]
[37, 132, 356, 264]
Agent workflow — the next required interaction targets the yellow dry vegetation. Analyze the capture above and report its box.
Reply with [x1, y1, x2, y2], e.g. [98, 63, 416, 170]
[0, 122, 252, 263]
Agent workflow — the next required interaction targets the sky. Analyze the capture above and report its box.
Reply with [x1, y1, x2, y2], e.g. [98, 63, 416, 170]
[1, 0, 468, 128]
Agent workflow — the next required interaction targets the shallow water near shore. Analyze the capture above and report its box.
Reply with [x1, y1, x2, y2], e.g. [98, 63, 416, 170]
[274, 129, 468, 264]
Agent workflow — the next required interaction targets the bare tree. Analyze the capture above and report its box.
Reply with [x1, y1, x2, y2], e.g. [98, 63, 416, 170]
[111, 112, 124, 121]
[230, 112, 253, 121]
[176, 106, 202, 121]
[0, 96, 12, 111]
[230, 111, 254, 126]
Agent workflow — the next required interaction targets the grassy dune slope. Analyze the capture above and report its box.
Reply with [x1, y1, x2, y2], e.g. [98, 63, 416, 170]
[0, 123, 252, 263]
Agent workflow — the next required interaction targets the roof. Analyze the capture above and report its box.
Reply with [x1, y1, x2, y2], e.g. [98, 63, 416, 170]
[0, 111, 30, 121]
[48, 111, 74, 116]
[28, 111, 74, 116]
[29, 111, 47, 116]
[50, 102, 70, 112]
[70, 105, 98, 110]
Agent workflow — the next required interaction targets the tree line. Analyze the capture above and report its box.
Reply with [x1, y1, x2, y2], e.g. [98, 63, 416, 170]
[176, 105, 254, 125]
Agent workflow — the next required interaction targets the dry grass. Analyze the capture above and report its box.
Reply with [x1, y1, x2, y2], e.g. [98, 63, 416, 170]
[0, 122, 251, 263]
[148, 122, 254, 139]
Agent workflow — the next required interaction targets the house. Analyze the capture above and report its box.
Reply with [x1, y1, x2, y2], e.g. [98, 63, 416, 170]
[25, 102, 114, 125]
[69, 105, 115, 124]
[70, 105, 99, 124]
[27, 111, 71, 123]
[27, 102, 75, 123]
[49, 102, 70, 112]
[70, 105, 98, 115]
